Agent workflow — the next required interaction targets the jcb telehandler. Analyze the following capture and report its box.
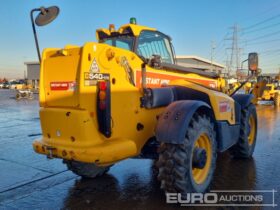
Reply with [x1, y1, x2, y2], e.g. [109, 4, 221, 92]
[31, 6, 258, 196]
[251, 75, 280, 106]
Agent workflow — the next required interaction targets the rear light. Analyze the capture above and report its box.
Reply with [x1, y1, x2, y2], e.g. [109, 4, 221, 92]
[98, 81, 107, 109]
[109, 24, 115, 32]
[99, 81, 107, 91]
[99, 91, 106, 101]
[97, 80, 111, 138]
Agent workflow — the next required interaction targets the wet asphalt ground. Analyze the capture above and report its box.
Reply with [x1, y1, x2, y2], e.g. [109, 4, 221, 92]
[0, 89, 279, 210]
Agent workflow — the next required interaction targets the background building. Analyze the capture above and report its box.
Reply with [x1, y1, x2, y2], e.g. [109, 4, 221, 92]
[24, 62, 40, 89]
[176, 55, 225, 74]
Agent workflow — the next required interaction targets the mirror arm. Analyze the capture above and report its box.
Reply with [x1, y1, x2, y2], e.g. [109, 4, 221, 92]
[30, 8, 42, 63]
[230, 73, 255, 97]
[241, 59, 248, 71]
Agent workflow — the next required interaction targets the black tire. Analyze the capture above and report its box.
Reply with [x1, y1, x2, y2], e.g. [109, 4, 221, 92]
[274, 92, 280, 107]
[28, 92, 34, 100]
[64, 160, 111, 178]
[157, 114, 217, 194]
[16, 93, 20, 100]
[230, 103, 257, 158]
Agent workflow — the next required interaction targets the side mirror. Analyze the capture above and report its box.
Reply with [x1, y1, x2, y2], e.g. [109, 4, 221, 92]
[35, 6, 60, 26]
[30, 6, 60, 62]
[148, 54, 162, 69]
[248, 52, 258, 72]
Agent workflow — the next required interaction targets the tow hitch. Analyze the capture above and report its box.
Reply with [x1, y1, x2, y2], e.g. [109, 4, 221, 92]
[43, 145, 57, 159]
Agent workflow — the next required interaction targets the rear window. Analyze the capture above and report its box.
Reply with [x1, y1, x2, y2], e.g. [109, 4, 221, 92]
[102, 36, 134, 51]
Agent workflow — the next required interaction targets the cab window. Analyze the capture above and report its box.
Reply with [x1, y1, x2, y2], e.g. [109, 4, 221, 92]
[102, 36, 134, 51]
[136, 31, 174, 64]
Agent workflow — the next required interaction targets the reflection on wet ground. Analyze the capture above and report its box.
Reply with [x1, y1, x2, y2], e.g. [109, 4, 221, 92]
[0, 89, 279, 209]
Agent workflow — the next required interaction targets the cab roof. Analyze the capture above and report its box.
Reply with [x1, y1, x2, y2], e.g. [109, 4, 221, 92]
[96, 23, 156, 41]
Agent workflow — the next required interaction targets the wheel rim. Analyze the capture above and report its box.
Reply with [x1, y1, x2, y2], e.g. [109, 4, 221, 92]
[248, 115, 256, 145]
[192, 133, 212, 184]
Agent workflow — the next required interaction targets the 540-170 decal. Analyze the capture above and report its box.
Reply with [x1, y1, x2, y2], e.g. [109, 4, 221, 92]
[84, 72, 110, 86]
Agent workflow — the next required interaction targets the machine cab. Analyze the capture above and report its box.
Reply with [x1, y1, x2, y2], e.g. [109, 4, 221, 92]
[96, 19, 176, 64]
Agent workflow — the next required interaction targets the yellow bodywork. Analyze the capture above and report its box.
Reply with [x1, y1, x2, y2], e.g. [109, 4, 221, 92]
[261, 84, 279, 100]
[33, 24, 235, 166]
[228, 82, 240, 95]
[244, 82, 252, 94]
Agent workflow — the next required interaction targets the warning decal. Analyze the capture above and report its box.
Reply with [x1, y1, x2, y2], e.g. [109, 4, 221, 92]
[135, 71, 217, 88]
[50, 81, 76, 91]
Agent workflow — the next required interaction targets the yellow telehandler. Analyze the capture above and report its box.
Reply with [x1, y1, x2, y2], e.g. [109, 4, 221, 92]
[31, 7, 258, 196]
[251, 76, 280, 106]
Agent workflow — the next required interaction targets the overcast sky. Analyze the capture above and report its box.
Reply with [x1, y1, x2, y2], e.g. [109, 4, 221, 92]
[0, 0, 280, 78]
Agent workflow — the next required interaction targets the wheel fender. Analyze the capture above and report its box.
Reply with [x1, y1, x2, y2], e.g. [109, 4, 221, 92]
[232, 94, 253, 109]
[155, 100, 211, 144]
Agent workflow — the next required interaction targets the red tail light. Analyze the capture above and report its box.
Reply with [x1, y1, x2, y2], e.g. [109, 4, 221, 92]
[99, 81, 107, 91]
[97, 80, 111, 138]
[98, 81, 107, 110]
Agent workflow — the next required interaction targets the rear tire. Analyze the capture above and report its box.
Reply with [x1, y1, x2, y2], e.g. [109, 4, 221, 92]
[157, 114, 217, 194]
[274, 92, 280, 107]
[64, 160, 111, 178]
[230, 103, 257, 158]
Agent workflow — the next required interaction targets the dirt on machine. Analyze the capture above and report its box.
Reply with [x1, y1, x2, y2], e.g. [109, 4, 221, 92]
[31, 6, 259, 197]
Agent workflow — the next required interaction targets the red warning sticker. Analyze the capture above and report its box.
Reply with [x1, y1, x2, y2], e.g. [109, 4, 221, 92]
[50, 81, 76, 91]
[219, 101, 231, 112]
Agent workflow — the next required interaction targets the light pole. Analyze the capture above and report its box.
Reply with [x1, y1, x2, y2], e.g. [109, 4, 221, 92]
[30, 6, 59, 63]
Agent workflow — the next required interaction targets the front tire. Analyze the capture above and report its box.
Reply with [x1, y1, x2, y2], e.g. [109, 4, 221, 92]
[64, 160, 111, 178]
[230, 103, 257, 158]
[157, 114, 217, 194]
